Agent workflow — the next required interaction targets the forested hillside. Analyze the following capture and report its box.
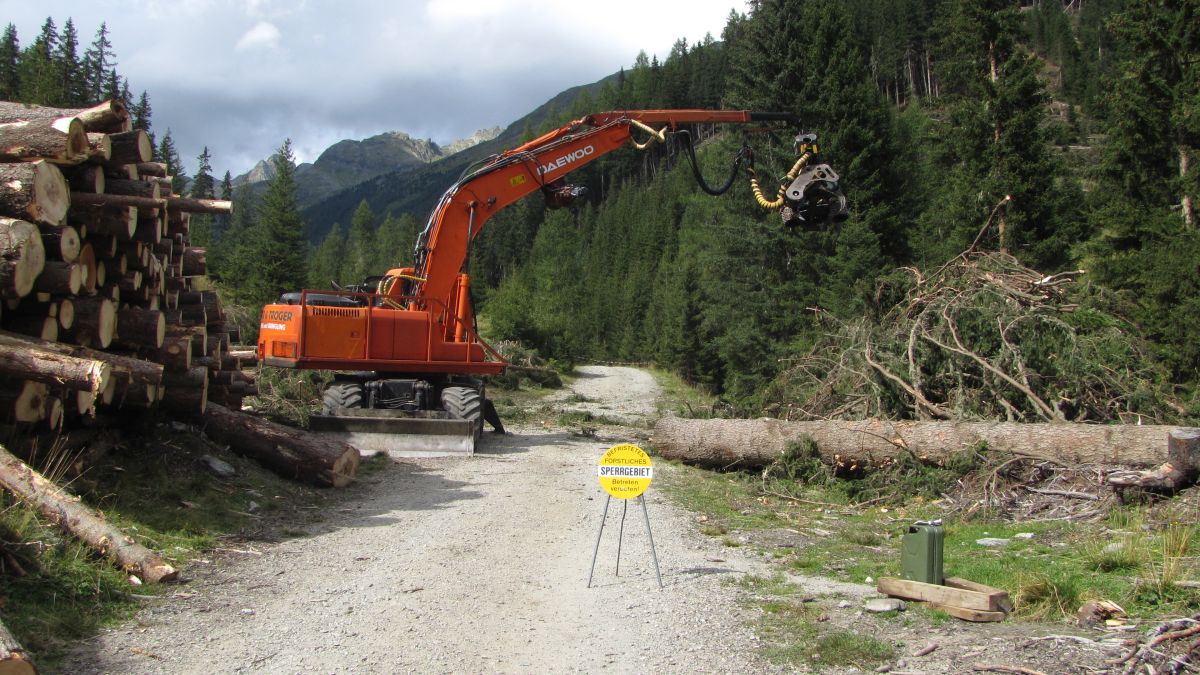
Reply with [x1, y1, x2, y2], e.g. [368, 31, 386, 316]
[217, 0, 1196, 421]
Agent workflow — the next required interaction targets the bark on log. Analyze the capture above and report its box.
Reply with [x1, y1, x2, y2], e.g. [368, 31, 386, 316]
[228, 349, 257, 367]
[201, 403, 359, 487]
[0, 100, 129, 134]
[0, 161, 70, 226]
[0, 339, 109, 394]
[0, 218, 46, 300]
[32, 261, 81, 295]
[105, 179, 159, 201]
[133, 211, 162, 244]
[114, 307, 164, 349]
[72, 204, 136, 239]
[181, 248, 206, 276]
[0, 115, 86, 164]
[1, 315, 56, 341]
[136, 162, 167, 177]
[166, 196, 232, 215]
[40, 223, 80, 262]
[651, 418, 1193, 470]
[68, 296, 115, 348]
[106, 129, 152, 165]
[0, 441, 177, 582]
[149, 336, 191, 372]
[66, 163, 104, 194]
[161, 366, 207, 414]
[0, 616, 36, 675]
[1109, 429, 1200, 493]
[70, 192, 163, 215]
[0, 330, 162, 386]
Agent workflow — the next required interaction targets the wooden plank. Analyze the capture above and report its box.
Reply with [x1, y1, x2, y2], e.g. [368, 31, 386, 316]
[877, 577, 996, 612]
[944, 576, 1014, 613]
[925, 600, 1007, 623]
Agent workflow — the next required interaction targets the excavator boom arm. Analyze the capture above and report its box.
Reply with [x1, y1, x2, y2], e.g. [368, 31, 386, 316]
[410, 110, 787, 315]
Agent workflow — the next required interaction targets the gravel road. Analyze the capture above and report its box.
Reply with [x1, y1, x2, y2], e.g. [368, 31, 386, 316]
[63, 366, 776, 673]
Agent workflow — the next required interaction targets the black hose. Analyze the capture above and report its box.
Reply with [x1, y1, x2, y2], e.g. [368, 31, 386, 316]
[676, 130, 746, 197]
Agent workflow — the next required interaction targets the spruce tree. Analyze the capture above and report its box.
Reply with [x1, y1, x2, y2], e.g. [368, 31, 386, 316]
[81, 22, 114, 103]
[344, 199, 377, 284]
[212, 170, 233, 241]
[156, 130, 188, 194]
[309, 223, 346, 289]
[189, 147, 216, 246]
[0, 24, 19, 101]
[18, 18, 57, 104]
[56, 18, 82, 105]
[243, 140, 308, 305]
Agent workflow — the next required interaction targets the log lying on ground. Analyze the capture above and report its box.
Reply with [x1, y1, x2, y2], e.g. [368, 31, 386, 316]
[0, 161, 69, 226]
[0, 618, 35, 675]
[0, 442, 177, 582]
[201, 403, 359, 487]
[652, 418, 1194, 470]
[1109, 429, 1200, 493]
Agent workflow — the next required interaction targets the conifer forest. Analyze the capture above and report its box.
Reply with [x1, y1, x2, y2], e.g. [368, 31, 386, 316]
[7, 1, 1198, 423]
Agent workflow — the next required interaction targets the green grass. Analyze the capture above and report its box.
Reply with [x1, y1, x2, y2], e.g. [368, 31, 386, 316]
[0, 421, 349, 667]
[737, 575, 896, 669]
[658, 457, 1200, 622]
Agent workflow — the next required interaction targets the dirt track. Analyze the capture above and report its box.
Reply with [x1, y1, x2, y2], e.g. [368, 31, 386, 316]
[63, 366, 774, 673]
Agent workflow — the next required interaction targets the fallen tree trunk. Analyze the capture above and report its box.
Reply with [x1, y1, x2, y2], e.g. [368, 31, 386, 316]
[0, 442, 177, 583]
[0, 100, 129, 134]
[652, 418, 1194, 469]
[165, 196, 232, 215]
[0, 617, 35, 675]
[201, 403, 359, 487]
[1109, 429, 1200, 493]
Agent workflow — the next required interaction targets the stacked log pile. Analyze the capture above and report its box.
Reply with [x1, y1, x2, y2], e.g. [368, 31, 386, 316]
[0, 99, 251, 426]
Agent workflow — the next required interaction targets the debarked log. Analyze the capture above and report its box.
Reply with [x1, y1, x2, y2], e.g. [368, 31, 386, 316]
[200, 403, 359, 488]
[651, 418, 1193, 470]
[0, 442, 177, 583]
[0, 616, 35, 675]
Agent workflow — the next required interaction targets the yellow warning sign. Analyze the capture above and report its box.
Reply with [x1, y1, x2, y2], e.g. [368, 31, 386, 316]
[598, 443, 653, 499]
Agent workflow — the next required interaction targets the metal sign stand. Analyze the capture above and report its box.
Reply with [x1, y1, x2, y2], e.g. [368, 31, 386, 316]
[587, 494, 663, 589]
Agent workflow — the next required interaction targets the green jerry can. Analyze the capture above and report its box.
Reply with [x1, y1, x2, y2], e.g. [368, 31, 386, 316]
[900, 520, 944, 585]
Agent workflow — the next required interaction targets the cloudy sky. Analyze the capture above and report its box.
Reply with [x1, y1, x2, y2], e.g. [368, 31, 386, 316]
[11, 1, 743, 178]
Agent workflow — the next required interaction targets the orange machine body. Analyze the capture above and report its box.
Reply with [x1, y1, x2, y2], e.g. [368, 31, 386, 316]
[259, 110, 772, 376]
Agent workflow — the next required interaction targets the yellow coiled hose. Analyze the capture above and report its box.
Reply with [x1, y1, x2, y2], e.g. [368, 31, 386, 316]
[749, 152, 811, 210]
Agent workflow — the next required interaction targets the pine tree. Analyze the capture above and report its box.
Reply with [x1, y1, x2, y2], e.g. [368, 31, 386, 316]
[132, 90, 153, 146]
[308, 223, 346, 289]
[0, 24, 19, 101]
[915, 0, 1084, 270]
[242, 140, 308, 305]
[156, 130, 188, 194]
[18, 18, 57, 104]
[343, 199, 377, 285]
[212, 170, 233, 241]
[81, 22, 114, 103]
[55, 18, 83, 105]
[188, 147, 216, 246]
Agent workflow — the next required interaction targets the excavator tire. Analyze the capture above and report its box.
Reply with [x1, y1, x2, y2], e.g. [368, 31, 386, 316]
[441, 386, 483, 444]
[322, 382, 365, 414]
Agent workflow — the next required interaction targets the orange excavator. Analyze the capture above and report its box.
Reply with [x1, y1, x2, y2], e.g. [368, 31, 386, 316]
[257, 109, 846, 454]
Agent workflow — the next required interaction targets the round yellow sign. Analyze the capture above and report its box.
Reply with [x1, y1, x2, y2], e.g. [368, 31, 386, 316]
[597, 443, 653, 499]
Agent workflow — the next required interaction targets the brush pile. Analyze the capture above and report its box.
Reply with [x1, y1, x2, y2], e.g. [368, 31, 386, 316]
[762, 251, 1185, 425]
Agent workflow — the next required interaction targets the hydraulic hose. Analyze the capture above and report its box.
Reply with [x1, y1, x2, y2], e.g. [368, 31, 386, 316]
[749, 152, 811, 210]
[676, 130, 746, 197]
